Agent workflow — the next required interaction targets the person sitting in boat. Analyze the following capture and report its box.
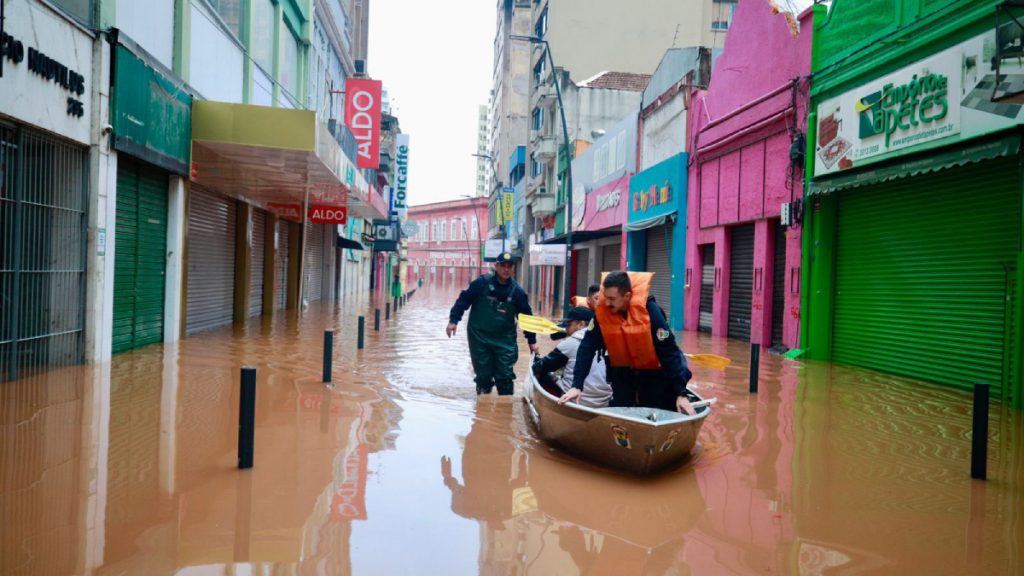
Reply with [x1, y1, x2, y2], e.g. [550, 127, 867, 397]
[558, 271, 696, 415]
[531, 307, 612, 408]
[571, 283, 600, 310]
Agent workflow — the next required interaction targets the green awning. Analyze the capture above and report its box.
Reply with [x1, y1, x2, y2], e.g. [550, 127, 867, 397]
[809, 134, 1021, 195]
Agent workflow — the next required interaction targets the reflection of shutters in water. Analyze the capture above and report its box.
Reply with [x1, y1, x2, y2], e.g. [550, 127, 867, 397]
[305, 223, 324, 303]
[249, 209, 266, 318]
[276, 221, 290, 310]
[728, 224, 754, 341]
[771, 222, 787, 349]
[574, 249, 590, 297]
[699, 244, 714, 333]
[601, 242, 621, 276]
[645, 224, 672, 314]
[186, 187, 236, 335]
[113, 158, 168, 353]
[833, 158, 1020, 394]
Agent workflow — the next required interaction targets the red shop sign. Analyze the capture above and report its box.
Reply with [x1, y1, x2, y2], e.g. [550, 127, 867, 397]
[309, 204, 348, 224]
[266, 202, 302, 222]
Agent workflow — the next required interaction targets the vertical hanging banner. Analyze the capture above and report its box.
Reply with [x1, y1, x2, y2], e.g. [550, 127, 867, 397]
[345, 78, 383, 169]
[394, 133, 409, 220]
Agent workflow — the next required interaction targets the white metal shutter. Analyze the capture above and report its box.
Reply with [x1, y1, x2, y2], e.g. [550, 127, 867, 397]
[249, 209, 266, 318]
[186, 187, 236, 335]
[601, 242, 621, 275]
[728, 224, 755, 341]
[305, 223, 325, 303]
[699, 244, 715, 333]
[276, 221, 290, 310]
[645, 224, 673, 315]
[771, 222, 787, 348]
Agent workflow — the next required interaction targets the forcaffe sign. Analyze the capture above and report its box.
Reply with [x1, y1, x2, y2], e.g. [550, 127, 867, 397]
[0, 0, 93, 144]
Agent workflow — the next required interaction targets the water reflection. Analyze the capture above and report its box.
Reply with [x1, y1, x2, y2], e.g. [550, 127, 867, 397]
[0, 281, 1021, 575]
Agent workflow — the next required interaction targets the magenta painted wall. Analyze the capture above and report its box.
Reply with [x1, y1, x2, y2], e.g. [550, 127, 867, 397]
[684, 1, 812, 349]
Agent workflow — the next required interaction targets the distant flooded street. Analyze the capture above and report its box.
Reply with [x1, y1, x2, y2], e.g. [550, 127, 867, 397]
[2, 285, 1022, 575]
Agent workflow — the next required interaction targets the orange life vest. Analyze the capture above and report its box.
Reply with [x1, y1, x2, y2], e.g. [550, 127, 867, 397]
[572, 296, 592, 310]
[594, 272, 661, 370]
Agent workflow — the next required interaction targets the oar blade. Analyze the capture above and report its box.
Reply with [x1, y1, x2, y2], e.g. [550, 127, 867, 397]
[517, 314, 564, 335]
[686, 353, 732, 369]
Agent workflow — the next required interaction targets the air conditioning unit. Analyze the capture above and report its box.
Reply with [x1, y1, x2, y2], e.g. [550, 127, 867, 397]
[374, 224, 396, 241]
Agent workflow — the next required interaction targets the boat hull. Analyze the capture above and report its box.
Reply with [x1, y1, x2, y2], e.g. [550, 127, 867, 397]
[523, 372, 709, 475]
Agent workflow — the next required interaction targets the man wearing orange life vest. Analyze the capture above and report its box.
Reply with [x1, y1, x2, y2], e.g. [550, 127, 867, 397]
[571, 284, 600, 310]
[558, 271, 696, 415]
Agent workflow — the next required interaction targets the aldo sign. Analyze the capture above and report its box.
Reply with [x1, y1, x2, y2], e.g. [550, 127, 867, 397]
[345, 79, 382, 169]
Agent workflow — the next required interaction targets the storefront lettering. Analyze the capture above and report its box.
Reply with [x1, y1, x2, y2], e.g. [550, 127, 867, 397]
[632, 181, 671, 213]
[861, 73, 948, 148]
[1, 32, 86, 118]
[596, 189, 620, 212]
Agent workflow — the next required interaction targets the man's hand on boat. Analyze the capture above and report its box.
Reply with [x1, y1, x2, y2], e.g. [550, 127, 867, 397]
[558, 387, 583, 405]
[676, 395, 697, 416]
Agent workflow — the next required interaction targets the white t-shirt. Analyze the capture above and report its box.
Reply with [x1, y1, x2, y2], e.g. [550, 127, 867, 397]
[555, 330, 612, 408]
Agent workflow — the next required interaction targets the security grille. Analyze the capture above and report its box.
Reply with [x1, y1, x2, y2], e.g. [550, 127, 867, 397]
[1, 125, 89, 381]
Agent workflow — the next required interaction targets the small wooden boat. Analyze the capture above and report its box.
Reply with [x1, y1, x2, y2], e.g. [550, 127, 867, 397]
[522, 371, 711, 475]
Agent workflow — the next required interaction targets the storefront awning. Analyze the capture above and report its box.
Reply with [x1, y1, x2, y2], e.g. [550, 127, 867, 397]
[624, 212, 675, 232]
[809, 134, 1021, 195]
[336, 236, 364, 250]
[539, 229, 620, 245]
[191, 101, 385, 220]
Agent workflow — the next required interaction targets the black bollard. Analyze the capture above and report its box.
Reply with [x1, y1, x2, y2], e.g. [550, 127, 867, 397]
[374, 308, 381, 331]
[322, 330, 333, 383]
[749, 343, 760, 394]
[358, 316, 365, 349]
[386, 302, 391, 320]
[971, 383, 990, 480]
[238, 366, 256, 469]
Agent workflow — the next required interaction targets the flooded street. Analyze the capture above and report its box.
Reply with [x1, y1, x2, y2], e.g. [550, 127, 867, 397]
[2, 285, 1022, 575]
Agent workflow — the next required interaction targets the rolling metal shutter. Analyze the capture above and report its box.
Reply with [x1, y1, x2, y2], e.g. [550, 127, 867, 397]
[186, 187, 236, 335]
[601, 242, 621, 275]
[699, 244, 715, 333]
[113, 159, 168, 353]
[305, 223, 324, 303]
[574, 249, 590, 298]
[771, 222, 787, 349]
[645, 224, 673, 315]
[833, 158, 1020, 394]
[728, 224, 755, 341]
[276, 221, 290, 310]
[249, 209, 266, 318]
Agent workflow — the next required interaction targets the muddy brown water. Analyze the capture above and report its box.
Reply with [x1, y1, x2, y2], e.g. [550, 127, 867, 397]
[1, 284, 1021, 575]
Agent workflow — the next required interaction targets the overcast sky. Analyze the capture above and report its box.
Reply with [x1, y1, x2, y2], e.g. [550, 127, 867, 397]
[367, 0, 817, 208]
[369, 0, 494, 207]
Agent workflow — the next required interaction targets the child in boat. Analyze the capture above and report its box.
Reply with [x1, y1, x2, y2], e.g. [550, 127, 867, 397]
[531, 307, 612, 408]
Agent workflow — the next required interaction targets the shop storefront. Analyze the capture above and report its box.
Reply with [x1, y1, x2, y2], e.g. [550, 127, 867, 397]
[683, 0, 810, 349]
[0, 0, 94, 379]
[805, 2, 1023, 403]
[626, 153, 687, 330]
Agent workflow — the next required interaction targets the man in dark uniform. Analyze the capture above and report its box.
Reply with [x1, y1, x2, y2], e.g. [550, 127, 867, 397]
[446, 253, 538, 395]
[558, 270, 696, 415]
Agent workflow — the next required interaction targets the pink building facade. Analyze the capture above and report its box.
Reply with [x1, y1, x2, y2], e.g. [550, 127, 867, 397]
[684, 1, 812, 350]
[406, 197, 490, 289]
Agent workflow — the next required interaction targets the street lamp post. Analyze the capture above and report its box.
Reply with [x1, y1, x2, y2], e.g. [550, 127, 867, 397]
[472, 152, 509, 254]
[460, 194, 484, 276]
[510, 34, 573, 315]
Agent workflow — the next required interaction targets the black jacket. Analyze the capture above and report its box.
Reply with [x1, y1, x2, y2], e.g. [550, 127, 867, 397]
[448, 274, 537, 345]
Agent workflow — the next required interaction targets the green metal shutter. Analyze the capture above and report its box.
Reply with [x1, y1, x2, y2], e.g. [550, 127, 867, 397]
[833, 158, 1021, 394]
[113, 159, 168, 354]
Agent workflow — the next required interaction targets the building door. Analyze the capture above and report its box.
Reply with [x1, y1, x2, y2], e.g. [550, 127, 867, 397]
[0, 126, 89, 380]
[276, 221, 290, 310]
[305, 223, 325, 303]
[186, 187, 236, 335]
[249, 208, 267, 318]
[728, 224, 755, 341]
[699, 244, 715, 333]
[113, 158, 169, 353]
[833, 158, 1020, 394]
[645, 224, 673, 315]
[771, 221, 787, 349]
[601, 242, 621, 276]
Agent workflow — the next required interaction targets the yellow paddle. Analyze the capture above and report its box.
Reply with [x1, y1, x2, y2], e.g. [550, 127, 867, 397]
[517, 313, 732, 369]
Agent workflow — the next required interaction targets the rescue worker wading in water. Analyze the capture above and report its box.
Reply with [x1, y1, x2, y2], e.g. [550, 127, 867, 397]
[559, 270, 697, 415]
[447, 253, 539, 395]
